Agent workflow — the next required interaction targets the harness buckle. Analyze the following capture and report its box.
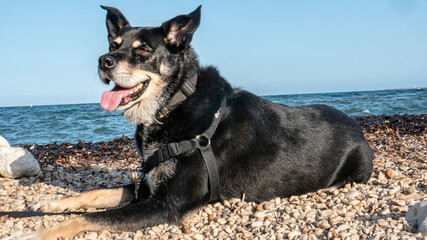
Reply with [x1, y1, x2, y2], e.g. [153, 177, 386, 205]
[196, 134, 210, 147]
[132, 166, 144, 200]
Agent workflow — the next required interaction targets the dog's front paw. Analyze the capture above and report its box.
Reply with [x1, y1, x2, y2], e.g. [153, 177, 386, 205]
[30, 200, 68, 212]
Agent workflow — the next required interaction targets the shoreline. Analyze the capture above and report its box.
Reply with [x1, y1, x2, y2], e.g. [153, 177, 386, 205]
[1, 114, 426, 239]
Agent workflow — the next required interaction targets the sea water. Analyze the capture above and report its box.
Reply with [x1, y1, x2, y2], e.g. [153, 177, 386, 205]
[0, 88, 425, 146]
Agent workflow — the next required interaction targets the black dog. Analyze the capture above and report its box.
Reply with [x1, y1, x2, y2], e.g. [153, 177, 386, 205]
[19, 6, 373, 239]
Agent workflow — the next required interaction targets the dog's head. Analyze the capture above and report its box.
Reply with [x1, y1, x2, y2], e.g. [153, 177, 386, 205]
[98, 6, 201, 124]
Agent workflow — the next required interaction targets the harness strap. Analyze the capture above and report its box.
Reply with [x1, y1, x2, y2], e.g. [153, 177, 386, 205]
[180, 77, 197, 97]
[142, 98, 228, 202]
[199, 143, 220, 202]
[156, 74, 198, 120]
[142, 139, 200, 174]
[199, 98, 228, 202]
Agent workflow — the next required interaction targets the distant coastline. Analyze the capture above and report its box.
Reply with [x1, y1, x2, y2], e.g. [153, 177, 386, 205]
[378, 86, 426, 91]
[263, 86, 426, 98]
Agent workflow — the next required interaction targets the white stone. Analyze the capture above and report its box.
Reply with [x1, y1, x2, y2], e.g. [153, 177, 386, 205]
[405, 199, 427, 234]
[0, 136, 10, 147]
[345, 190, 360, 199]
[0, 137, 40, 178]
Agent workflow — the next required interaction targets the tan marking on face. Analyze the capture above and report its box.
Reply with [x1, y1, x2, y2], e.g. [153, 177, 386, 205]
[114, 37, 123, 45]
[132, 40, 142, 48]
[110, 62, 150, 88]
[159, 63, 169, 75]
[108, 61, 167, 124]
[123, 68, 167, 124]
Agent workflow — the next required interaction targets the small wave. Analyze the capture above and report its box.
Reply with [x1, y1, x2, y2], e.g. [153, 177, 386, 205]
[93, 126, 110, 134]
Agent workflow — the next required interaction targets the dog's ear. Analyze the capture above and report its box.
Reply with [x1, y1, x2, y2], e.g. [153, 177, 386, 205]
[161, 5, 201, 52]
[101, 6, 131, 41]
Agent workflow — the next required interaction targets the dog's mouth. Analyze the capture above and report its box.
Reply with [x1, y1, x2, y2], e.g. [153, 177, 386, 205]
[100, 80, 150, 111]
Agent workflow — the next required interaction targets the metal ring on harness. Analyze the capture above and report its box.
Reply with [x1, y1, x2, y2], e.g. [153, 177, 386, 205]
[196, 134, 210, 147]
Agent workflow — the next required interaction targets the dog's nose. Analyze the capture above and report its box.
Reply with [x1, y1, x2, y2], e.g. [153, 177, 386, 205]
[99, 55, 116, 70]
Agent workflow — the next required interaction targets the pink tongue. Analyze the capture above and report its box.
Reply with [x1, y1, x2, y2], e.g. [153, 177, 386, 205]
[100, 86, 133, 111]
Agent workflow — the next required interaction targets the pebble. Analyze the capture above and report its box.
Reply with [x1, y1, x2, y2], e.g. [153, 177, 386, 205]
[392, 200, 406, 206]
[335, 224, 349, 232]
[345, 190, 360, 199]
[256, 202, 267, 211]
[84, 232, 98, 240]
[181, 224, 192, 234]
[264, 203, 275, 210]
[329, 217, 342, 226]
[385, 168, 396, 179]
[133, 231, 144, 239]
[98, 229, 111, 239]
[0, 114, 425, 239]
[191, 234, 204, 240]
[251, 221, 263, 228]
[287, 231, 301, 240]
[217, 218, 227, 225]
[151, 226, 162, 234]
[204, 207, 212, 215]
[317, 220, 331, 229]
[320, 209, 335, 219]
[380, 208, 391, 215]
[43, 165, 55, 172]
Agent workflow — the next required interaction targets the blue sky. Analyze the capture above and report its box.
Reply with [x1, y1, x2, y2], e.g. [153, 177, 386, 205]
[0, 0, 426, 107]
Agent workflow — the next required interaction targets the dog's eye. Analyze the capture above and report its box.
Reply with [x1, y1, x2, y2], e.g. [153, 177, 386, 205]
[139, 48, 149, 54]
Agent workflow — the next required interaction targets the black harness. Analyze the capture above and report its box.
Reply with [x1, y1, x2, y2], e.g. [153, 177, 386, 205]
[132, 76, 227, 202]
[154, 74, 198, 122]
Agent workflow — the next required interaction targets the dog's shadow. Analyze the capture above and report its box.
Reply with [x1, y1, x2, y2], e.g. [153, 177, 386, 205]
[0, 210, 84, 218]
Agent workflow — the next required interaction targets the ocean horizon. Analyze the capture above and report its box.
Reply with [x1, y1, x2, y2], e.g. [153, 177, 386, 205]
[1, 87, 425, 108]
[0, 88, 425, 146]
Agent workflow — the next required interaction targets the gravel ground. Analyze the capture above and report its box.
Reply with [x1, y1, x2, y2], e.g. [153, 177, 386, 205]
[0, 114, 426, 240]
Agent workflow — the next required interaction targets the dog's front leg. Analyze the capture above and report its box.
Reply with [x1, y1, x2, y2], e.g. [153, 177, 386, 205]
[21, 166, 210, 240]
[30, 184, 137, 212]
[5, 216, 104, 240]
[19, 197, 189, 240]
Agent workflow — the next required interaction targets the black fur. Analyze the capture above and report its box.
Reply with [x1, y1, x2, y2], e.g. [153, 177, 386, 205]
[92, 6, 374, 230]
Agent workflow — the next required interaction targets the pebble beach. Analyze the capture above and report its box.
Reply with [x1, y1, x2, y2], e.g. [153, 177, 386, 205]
[0, 114, 426, 239]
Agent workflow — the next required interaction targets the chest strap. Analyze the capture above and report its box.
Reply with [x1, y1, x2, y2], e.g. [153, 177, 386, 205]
[142, 98, 228, 202]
